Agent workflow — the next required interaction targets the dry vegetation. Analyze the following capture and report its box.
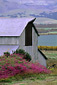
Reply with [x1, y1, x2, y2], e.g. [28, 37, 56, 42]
[41, 50, 57, 74]
[38, 46, 57, 50]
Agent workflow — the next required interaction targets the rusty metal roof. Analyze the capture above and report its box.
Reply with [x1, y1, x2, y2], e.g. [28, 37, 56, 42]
[0, 18, 36, 36]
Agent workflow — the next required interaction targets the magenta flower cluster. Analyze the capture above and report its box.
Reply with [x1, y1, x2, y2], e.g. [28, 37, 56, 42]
[0, 53, 51, 79]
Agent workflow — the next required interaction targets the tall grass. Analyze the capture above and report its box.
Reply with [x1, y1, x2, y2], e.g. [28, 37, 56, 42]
[38, 46, 57, 50]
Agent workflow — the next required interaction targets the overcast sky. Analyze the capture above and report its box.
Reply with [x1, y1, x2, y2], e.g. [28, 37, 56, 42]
[0, 0, 57, 14]
[6, 0, 57, 5]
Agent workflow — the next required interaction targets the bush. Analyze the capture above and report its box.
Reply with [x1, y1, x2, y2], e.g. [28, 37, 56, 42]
[4, 52, 10, 57]
[0, 53, 51, 80]
[13, 49, 32, 61]
[14, 49, 25, 55]
[24, 52, 31, 62]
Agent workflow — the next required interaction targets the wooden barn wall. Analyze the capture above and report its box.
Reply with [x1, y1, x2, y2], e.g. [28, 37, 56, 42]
[38, 51, 47, 67]
[19, 23, 38, 62]
[19, 24, 38, 62]
[32, 27, 38, 61]
[0, 37, 19, 45]
[19, 23, 34, 60]
[19, 29, 25, 49]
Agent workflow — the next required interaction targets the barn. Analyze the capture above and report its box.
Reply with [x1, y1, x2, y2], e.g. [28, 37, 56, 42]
[0, 18, 47, 67]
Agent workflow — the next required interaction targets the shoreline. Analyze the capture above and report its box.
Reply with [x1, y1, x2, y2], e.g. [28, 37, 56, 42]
[39, 33, 57, 35]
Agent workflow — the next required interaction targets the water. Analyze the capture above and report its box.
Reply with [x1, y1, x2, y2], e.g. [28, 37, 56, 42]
[38, 35, 57, 46]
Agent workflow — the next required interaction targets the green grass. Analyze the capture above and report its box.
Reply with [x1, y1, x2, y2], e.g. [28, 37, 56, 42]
[3, 74, 57, 85]
[41, 50, 57, 59]
[0, 73, 57, 85]
[46, 53, 57, 59]
[48, 31, 57, 33]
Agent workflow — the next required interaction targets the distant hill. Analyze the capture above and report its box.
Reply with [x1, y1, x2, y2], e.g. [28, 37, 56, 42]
[35, 23, 57, 35]
[34, 17, 57, 24]
[35, 24, 57, 28]
[37, 28, 57, 34]
[0, 0, 57, 25]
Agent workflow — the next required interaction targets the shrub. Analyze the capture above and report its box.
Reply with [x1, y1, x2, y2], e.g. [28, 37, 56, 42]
[4, 52, 10, 57]
[24, 52, 31, 62]
[13, 49, 32, 61]
[0, 53, 51, 80]
[14, 49, 25, 55]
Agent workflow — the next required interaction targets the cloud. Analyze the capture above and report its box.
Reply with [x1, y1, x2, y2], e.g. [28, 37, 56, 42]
[4, 0, 57, 5]
[0, 0, 20, 13]
[32, 0, 48, 5]
[7, 0, 34, 4]
[6, 0, 57, 6]
[0, 0, 57, 14]
[6, 0, 48, 5]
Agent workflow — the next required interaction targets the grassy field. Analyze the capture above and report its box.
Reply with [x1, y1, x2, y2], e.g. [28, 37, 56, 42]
[42, 50, 57, 58]
[1, 74, 57, 85]
[41, 50, 57, 67]
[0, 50, 57, 85]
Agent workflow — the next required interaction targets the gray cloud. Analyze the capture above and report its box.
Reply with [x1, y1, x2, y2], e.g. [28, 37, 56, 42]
[6, 0, 57, 5]
[0, 0, 57, 14]
[7, 0, 34, 4]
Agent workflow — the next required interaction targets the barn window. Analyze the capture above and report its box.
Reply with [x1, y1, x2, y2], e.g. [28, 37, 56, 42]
[25, 23, 32, 46]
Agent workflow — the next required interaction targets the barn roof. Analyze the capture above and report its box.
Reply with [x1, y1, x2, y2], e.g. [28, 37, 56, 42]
[0, 17, 37, 36]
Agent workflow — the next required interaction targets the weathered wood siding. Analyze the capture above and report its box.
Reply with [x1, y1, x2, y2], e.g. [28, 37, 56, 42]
[0, 37, 19, 45]
[19, 29, 25, 49]
[38, 51, 47, 67]
[32, 27, 38, 61]
[24, 46, 33, 58]
[19, 23, 34, 60]
[19, 23, 38, 62]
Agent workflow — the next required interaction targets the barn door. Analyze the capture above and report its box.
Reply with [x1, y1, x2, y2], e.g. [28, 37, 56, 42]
[25, 23, 32, 46]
